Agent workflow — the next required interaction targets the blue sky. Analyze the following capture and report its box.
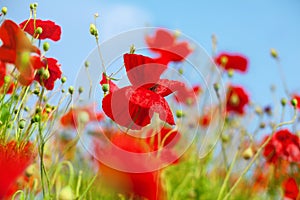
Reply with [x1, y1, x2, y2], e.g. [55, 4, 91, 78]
[2, 0, 300, 107]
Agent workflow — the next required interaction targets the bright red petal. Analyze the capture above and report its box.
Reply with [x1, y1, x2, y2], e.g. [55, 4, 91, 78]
[124, 54, 167, 87]
[215, 53, 248, 73]
[283, 178, 299, 200]
[19, 19, 62, 41]
[146, 29, 175, 50]
[102, 86, 175, 130]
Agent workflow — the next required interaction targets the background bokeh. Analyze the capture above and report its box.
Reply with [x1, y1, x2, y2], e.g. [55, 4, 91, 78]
[2, 0, 300, 106]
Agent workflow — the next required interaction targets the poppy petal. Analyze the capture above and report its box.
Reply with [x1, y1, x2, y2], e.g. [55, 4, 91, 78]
[124, 54, 167, 87]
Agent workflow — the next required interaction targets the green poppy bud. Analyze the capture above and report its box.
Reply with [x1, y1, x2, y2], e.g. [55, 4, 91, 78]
[102, 84, 109, 93]
[1, 7, 7, 15]
[68, 86, 74, 95]
[291, 98, 298, 108]
[61, 76, 67, 84]
[35, 27, 43, 34]
[43, 42, 50, 52]
[281, 98, 287, 107]
[242, 147, 254, 160]
[176, 110, 185, 118]
[19, 119, 26, 129]
[270, 48, 278, 58]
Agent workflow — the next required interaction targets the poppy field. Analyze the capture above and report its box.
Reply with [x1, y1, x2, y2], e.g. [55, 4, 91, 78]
[1, 3, 300, 200]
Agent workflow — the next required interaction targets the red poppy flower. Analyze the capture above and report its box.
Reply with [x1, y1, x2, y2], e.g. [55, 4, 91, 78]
[214, 52, 248, 73]
[174, 85, 201, 105]
[0, 20, 43, 86]
[99, 73, 119, 94]
[19, 19, 62, 41]
[94, 133, 167, 200]
[292, 94, 300, 110]
[199, 114, 211, 127]
[101, 53, 185, 130]
[283, 178, 299, 200]
[263, 129, 300, 164]
[226, 85, 249, 115]
[146, 29, 192, 63]
[61, 104, 104, 128]
[34, 57, 62, 90]
[0, 141, 35, 198]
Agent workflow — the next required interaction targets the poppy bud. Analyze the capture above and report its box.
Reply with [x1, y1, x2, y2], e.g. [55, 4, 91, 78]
[61, 77, 67, 84]
[242, 147, 254, 160]
[61, 89, 65, 93]
[221, 134, 230, 143]
[254, 106, 263, 116]
[178, 68, 184, 75]
[45, 108, 52, 114]
[130, 44, 135, 54]
[176, 110, 185, 118]
[1, 7, 7, 15]
[24, 106, 30, 112]
[33, 89, 40, 95]
[89, 24, 97, 36]
[4, 75, 10, 83]
[38, 68, 50, 80]
[259, 122, 266, 129]
[227, 69, 234, 78]
[43, 42, 50, 52]
[33, 3, 38, 8]
[291, 98, 298, 107]
[36, 107, 42, 114]
[84, 61, 90, 68]
[281, 98, 287, 106]
[35, 27, 43, 34]
[270, 48, 278, 58]
[19, 119, 26, 129]
[102, 84, 109, 93]
[32, 114, 40, 123]
[78, 86, 84, 94]
[59, 185, 75, 200]
[30, 4, 34, 9]
[68, 86, 74, 94]
[213, 83, 220, 92]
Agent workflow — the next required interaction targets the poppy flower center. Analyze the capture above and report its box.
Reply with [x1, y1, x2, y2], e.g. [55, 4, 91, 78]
[220, 56, 228, 66]
[230, 93, 240, 106]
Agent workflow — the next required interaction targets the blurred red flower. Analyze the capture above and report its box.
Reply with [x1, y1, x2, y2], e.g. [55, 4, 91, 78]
[0, 141, 35, 199]
[94, 129, 182, 200]
[283, 178, 299, 200]
[101, 53, 185, 130]
[263, 129, 300, 164]
[174, 85, 201, 105]
[34, 57, 62, 90]
[61, 104, 104, 128]
[0, 20, 42, 86]
[226, 85, 249, 115]
[214, 52, 248, 73]
[146, 29, 192, 63]
[19, 19, 62, 41]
